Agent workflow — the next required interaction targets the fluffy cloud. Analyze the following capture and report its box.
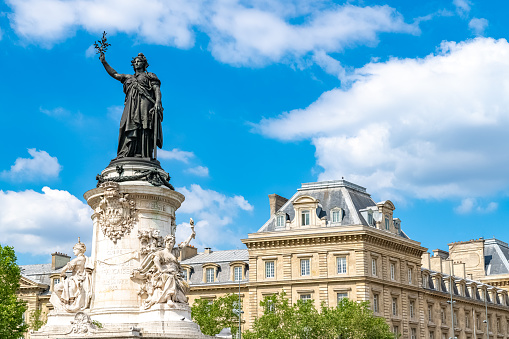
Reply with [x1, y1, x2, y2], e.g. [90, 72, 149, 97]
[453, 0, 471, 17]
[186, 166, 209, 177]
[255, 38, 509, 200]
[455, 198, 498, 214]
[158, 148, 195, 163]
[0, 187, 93, 255]
[6, 0, 416, 66]
[175, 184, 253, 250]
[1, 149, 62, 182]
[469, 18, 488, 36]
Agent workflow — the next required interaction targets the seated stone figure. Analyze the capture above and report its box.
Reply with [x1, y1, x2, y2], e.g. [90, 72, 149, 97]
[132, 221, 195, 309]
[49, 239, 94, 313]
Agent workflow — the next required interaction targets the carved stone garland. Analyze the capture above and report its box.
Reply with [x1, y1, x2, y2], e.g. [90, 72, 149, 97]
[96, 182, 137, 243]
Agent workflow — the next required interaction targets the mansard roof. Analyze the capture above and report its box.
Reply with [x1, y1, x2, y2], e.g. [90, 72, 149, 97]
[20, 263, 60, 286]
[485, 238, 509, 276]
[257, 179, 408, 238]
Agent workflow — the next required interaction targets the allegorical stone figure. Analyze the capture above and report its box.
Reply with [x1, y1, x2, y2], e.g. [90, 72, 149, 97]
[49, 239, 94, 313]
[132, 221, 196, 309]
[99, 52, 163, 159]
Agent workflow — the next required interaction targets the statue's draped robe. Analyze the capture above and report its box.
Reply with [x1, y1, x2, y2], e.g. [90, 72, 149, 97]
[117, 72, 163, 158]
[49, 256, 94, 313]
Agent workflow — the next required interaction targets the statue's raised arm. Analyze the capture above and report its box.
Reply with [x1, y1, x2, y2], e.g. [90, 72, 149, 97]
[99, 53, 123, 82]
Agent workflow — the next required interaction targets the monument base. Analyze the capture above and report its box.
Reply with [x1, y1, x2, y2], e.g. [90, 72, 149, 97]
[31, 305, 220, 339]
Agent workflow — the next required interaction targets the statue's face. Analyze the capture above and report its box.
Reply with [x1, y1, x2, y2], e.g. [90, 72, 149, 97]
[133, 58, 146, 71]
[165, 238, 175, 249]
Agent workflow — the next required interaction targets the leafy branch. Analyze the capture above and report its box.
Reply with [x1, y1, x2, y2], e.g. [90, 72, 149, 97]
[93, 31, 111, 55]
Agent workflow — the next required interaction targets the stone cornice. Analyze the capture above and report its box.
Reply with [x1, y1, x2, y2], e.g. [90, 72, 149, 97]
[242, 227, 426, 257]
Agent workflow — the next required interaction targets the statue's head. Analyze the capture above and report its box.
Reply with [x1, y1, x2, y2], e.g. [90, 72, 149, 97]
[164, 234, 175, 248]
[131, 53, 149, 71]
[73, 238, 86, 255]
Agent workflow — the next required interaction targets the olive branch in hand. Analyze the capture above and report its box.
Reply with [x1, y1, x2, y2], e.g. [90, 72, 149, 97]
[93, 31, 111, 55]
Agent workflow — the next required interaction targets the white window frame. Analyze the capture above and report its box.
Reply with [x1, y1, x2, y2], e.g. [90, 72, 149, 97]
[336, 256, 347, 274]
[390, 262, 395, 280]
[372, 258, 377, 276]
[408, 267, 413, 284]
[301, 210, 310, 226]
[332, 210, 340, 223]
[368, 212, 374, 225]
[392, 297, 398, 316]
[206, 267, 215, 283]
[234, 266, 243, 281]
[276, 214, 285, 228]
[373, 293, 379, 313]
[265, 261, 275, 279]
[385, 217, 390, 230]
[300, 294, 312, 301]
[300, 258, 310, 276]
[411, 328, 417, 339]
[409, 300, 415, 318]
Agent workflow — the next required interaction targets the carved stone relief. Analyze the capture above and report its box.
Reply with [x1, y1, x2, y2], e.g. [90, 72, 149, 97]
[96, 182, 137, 243]
[69, 312, 97, 334]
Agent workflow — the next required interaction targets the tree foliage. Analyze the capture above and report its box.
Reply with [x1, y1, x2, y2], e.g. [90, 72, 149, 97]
[29, 309, 47, 331]
[0, 245, 28, 338]
[191, 293, 243, 337]
[243, 292, 394, 339]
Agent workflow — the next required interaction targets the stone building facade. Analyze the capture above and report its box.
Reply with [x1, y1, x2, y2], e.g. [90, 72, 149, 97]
[19, 179, 509, 338]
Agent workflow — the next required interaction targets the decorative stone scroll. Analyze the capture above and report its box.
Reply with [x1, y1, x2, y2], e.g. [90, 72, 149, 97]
[131, 219, 195, 309]
[69, 312, 97, 334]
[96, 182, 137, 243]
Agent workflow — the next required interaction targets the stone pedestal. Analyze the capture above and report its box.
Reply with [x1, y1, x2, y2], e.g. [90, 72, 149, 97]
[32, 161, 217, 339]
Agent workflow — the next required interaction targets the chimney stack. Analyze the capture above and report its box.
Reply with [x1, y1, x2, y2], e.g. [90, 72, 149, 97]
[204, 247, 213, 254]
[268, 194, 288, 216]
[51, 252, 70, 270]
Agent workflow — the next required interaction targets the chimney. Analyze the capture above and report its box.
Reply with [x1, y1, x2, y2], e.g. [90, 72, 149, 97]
[178, 244, 198, 261]
[268, 194, 288, 216]
[432, 249, 449, 260]
[51, 252, 70, 270]
[204, 247, 213, 254]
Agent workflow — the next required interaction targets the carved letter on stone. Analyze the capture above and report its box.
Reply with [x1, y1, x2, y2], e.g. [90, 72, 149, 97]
[97, 182, 137, 243]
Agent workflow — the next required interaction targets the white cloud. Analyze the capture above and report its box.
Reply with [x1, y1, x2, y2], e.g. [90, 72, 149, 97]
[40, 106, 70, 117]
[107, 105, 123, 122]
[455, 198, 498, 214]
[1, 149, 62, 182]
[186, 166, 209, 177]
[453, 0, 471, 17]
[469, 18, 488, 36]
[158, 148, 195, 163]
[175, 184, 253, 250]
[0, 187, 93, 255]
[6, 0, 417, 67]
[85, 44, 96, 58]
[255, 38, 509, 200]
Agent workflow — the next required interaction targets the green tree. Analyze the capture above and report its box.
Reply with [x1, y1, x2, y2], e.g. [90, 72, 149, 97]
[29, 309, 47, 331]
[243, 292, 394, 339]
[0, 245, 28, 338]
[191, 293, 243, 337]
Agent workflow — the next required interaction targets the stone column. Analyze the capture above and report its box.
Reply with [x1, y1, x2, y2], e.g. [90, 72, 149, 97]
[84, 182, 184, 325]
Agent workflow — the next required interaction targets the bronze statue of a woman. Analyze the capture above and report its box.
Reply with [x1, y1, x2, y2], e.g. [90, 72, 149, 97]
[99, 52, 163, 160]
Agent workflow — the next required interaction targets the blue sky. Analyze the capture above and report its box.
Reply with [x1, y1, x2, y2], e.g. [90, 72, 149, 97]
[1, 0, 509, 265]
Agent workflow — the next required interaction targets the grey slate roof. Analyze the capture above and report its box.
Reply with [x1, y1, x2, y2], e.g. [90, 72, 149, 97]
[20, 263, 59, 286]
[257, 180, 407, 238]
[485, 238, 509, 275]
[181, 249, 249, 286]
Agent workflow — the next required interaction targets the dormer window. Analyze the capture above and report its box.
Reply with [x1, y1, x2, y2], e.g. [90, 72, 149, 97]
[385, 217, 390, 230]
[330, 207, 344, 224]
[276, 213, 286, 228]
[301, 210, 310, 226]
[368, 212, 374, 226]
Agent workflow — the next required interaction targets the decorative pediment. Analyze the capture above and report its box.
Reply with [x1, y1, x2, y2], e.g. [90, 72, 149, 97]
[293, 196, 319, 205]
[19, 276, 48, 290]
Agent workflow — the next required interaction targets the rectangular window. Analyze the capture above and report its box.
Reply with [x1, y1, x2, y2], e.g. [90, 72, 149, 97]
[385, 217, 390, 230]
[429, 331, 434, 339]
[206, 268, 215, 283]
[390, 263, 395, 280]
[465, 314, 470, 328]
[53, 278, 60, 286]
[497, 318, 501, 332]
[368, 213, 373, 225]
[301, 210, 310, 226]
[423, 274, 428, 288]
[454, 310, 458, 327]
[428, 305, 433, 322]
[300, 259, 310, 276]
[266, 300, 275, 313]
[300, 294, 312, 301]
[392, 298, 398, 316]
[276, 215, 285, 227]
[441, 308, 445, 323]
[409, 300, 415, 318]
[234, 266, 243, 281]
[265, 261, 275, 279]
[337, 293, 348, 303]
[373, 294, 379, 313]
[372, 258, 377, 276]
[408, 267, 413, 284]
[332, 210, 340, 223]
[411, 328, 417, 339]
[393, 326, 399, 338]
[337, 256, 347, 274]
